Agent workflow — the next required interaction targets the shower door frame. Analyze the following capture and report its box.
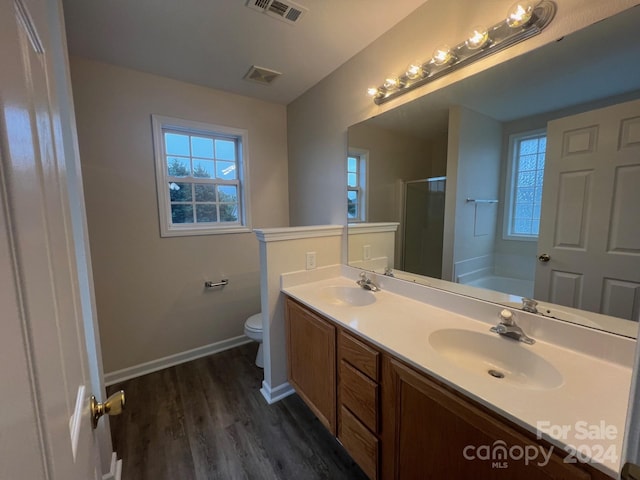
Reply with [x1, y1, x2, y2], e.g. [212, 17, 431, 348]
[401, 176, 447, 275]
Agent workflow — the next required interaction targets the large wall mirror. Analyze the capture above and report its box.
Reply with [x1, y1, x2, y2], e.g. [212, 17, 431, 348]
[347, 6, 640, 338]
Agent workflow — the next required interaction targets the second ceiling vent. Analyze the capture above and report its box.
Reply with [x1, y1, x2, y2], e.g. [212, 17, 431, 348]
[246, 0, 307, 25]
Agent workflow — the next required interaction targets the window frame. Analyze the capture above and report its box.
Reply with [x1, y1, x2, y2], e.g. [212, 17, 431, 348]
[152, 115, 251, 237]
[502, 128, 546, 242]
[347, 149, 368, 223]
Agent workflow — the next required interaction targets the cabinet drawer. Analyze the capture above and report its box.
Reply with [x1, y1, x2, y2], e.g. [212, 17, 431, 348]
[340, 330, 379, 381]
[339, 406, 378, 480]
[340, 360, 378, 433]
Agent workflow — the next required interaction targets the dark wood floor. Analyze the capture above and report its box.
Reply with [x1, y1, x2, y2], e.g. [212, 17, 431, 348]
[107, 343, 368, 480]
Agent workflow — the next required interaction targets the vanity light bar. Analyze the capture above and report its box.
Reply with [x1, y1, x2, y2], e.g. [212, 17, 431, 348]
[368, 0, 556, 105]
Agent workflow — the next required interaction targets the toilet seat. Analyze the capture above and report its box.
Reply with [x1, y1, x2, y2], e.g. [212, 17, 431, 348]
[245, 313, 262, 332]
[244, 313, 264, 368]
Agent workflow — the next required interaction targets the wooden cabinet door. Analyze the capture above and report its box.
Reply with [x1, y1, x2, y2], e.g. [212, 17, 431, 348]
[381, 357, 591, 480]
[285, 298, 337, 434]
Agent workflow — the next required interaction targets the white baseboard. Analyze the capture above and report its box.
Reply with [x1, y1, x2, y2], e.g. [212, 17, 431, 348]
[104, 335, 252, 386]
[102, 452, 121, 480]
[260, 380, 294, 404]
[114, 459, 122, 480]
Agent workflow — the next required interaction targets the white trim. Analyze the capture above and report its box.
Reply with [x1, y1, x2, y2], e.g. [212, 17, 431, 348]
[104, 335, 252, 385]
[348, 257, 389, 272]
[502, 128, 546, 242]
[347, 222, 399, 235]
[114, 460, 122, 480]
[160, 225, 252, 237]
[254, 225, 344, 242]
[151, 114, 252, 237]
[101, 453, 122, 480]
[280, 264, 342, 289]
[347, 148, 369, 222]
[260, 380, 295, 404]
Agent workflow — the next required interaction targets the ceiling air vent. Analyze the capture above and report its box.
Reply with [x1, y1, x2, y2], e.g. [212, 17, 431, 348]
[245, 0, 307, 25]
[243, 65, 282, 86]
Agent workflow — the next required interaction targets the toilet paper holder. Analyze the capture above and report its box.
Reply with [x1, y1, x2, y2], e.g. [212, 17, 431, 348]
[204, 279, 229, 288]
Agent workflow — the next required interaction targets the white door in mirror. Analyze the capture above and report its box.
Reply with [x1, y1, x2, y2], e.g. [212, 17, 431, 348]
[536, 98, 640, 321]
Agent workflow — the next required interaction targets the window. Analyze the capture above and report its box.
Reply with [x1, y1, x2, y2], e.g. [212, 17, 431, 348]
[152, 115, 250, 237]
[503, 130, 546, 240]
[347, 150, 367, 222]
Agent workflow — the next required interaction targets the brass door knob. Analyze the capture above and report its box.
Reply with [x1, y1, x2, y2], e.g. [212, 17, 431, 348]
[538, 253, 551, 262]
[91, 390, 125, 429]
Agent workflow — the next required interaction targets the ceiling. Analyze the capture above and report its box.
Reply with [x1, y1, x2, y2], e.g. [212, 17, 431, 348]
[362, 5, 640, 139]
[61, 0, 427, 105]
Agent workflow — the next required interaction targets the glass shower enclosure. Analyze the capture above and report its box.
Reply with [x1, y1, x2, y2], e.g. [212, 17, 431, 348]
[402, 177, 446, 279]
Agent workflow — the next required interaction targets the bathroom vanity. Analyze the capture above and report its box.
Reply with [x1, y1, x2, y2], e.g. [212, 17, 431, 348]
[282, 271, 632, 479]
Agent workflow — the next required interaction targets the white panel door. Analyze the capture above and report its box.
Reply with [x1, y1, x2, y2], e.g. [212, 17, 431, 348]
[535, 98, 640, 321]
[1, 0, 103, 478]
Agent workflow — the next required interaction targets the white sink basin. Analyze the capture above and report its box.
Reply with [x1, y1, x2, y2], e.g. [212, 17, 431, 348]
[321, 285, 377, 307]
[429, 328, 563, 390]
[539, 305, 602, 328]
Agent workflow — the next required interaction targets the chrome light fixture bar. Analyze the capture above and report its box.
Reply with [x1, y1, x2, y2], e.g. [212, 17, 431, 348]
[368, 0, 556, 105]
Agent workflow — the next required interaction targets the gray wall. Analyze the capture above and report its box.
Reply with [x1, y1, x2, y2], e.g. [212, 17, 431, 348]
[349, 123, 431, 224]
[443, 106, 502, 281]
[286, 0, 636, 232]
[71, 57, 289, 374]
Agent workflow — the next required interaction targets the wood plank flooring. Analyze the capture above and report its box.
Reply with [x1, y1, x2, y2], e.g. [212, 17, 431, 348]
[107, 343, 368, 479]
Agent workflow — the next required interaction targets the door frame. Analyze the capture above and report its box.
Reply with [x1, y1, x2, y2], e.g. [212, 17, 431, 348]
[1, 0, 116, 477]
[45, 0, 116, 475]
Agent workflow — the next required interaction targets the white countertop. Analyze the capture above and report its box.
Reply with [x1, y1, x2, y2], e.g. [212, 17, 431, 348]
[282, 272, 633, 478]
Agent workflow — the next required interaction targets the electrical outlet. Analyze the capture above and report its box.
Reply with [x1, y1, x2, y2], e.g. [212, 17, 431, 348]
[363, 244, 371, 261]
[306, 251, 317, 270]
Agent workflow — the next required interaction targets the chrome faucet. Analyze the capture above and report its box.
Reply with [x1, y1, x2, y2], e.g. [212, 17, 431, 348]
[357, 272, 380, 292]
[490, 309, 535, 345]
[521, 297, 539, 314]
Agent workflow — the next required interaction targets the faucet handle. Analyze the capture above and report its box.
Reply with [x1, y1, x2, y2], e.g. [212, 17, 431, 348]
[499, 309, 514, 325]
[359, 271, 367, 279]
[522, 297, 539, 313]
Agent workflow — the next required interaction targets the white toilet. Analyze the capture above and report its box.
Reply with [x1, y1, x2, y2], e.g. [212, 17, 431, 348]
[244, 312, 264, 368]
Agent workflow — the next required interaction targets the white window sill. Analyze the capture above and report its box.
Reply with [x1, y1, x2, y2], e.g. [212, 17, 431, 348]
[503, 233, 539, 242]
[160, 225, 252, 237]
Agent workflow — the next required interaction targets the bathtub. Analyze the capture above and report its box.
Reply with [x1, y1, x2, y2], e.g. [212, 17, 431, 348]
[464, 275, 534, 298]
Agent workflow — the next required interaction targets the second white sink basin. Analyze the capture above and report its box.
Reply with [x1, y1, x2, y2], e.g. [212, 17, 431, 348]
[321, 285, 377, 307]
[429, 328, 563, 390]
[505, 301, 602, 329]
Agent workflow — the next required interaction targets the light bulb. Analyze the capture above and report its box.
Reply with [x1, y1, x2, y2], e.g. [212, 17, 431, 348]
[383, 76, 406, 90]
[405, 63, 423, 80]
[432, 44, 454, 66]
[465, 26, 489, 50]
[506, 0, 540, 28]
[367, 87, 380, 97]
[383, 77, 400, 90]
